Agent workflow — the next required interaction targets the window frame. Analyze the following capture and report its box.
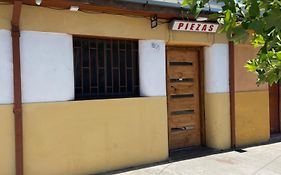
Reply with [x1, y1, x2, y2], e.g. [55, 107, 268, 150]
[73, 36, 140, 100]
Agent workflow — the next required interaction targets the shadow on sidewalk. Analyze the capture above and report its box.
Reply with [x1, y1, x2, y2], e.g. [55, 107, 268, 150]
[96, 146, 228, 175]
[95, 135, 281, 175]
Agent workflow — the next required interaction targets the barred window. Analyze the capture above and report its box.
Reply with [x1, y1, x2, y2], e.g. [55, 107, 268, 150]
[73, 37, 140, 100]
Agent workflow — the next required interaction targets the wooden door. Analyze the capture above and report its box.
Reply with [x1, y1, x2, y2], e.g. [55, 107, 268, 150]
[167, 47, 201, 150]
[269, 84, 280, 134]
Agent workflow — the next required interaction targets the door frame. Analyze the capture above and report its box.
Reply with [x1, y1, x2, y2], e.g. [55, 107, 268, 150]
[166, 46, 206, 151]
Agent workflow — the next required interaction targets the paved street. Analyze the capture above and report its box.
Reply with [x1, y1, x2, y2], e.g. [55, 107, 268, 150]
[115, 142, 281, 175]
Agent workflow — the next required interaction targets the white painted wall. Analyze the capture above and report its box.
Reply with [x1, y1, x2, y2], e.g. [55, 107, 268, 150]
[20, 31, 74, 103]
[204, 44, 229, 93]
[139, 40, 166, 96]
[0, 30, 13, 104]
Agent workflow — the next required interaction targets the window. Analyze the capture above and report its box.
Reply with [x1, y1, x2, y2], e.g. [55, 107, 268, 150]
[73, 37, 140, 100]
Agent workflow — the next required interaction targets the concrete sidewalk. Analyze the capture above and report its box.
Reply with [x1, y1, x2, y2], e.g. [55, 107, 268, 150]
[115, 142, 281, 175]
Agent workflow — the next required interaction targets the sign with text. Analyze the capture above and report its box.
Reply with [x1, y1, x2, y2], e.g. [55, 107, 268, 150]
[170, 20, 219, 33]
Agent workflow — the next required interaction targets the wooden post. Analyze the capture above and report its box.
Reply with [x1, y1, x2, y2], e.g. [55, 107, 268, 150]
[229, 42, 236, 148]
[11, 1, 23, 175]
[269, 84, 280, 134]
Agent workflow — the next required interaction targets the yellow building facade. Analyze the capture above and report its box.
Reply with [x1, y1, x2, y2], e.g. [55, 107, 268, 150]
[0, 2, 276, 175]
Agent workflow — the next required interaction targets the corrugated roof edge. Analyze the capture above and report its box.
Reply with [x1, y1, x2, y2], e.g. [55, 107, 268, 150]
[122, 0, 222, 13]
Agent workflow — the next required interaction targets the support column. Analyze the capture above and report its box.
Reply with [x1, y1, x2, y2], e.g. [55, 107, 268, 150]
[11, 1, 23, 175]
[204, 43, 231, 150]
[229, 42, 236, 147]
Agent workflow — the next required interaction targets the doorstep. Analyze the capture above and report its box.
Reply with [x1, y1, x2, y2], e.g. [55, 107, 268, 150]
[169, 146, 222, 162]
[270, 133, 281, 143]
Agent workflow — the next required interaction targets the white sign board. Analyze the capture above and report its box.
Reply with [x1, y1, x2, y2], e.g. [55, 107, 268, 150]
[170, 20, 219, 33]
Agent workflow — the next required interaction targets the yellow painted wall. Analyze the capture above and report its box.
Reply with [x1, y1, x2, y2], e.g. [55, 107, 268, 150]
[0, 105, 15, 175]
[0, 4, 227, 45]
[235, 91, 270, 146]
[234, 44, 267, 92]
[234, 44, 270, 147]
[23, 97, 168, 175]
[205, 93, 231, 150]
[0, 4, 12, 30]
[0, 97, 168, 175]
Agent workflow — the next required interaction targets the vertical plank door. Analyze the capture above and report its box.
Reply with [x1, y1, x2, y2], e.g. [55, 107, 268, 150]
[167, 47, 201, 150]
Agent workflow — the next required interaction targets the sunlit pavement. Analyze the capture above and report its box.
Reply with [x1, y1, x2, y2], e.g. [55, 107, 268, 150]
[115, 142, 281, 175]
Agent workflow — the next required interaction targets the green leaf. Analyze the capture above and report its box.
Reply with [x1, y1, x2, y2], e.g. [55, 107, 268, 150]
[252, 35, 265, 47]
[222, 0, 236, 13]
[245, 61, 257, 72]
[224, 10, 231, 24]
[208, 13, 222, 21]
[249, 0, 260, 18]
[229, 26, 249, 43]
[181, 0, 191, 6]
[276, 51, 281, 60]
[264, 9, 281, 30]
[190, 4, 202, 18]
[248, 20, 264, 34]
